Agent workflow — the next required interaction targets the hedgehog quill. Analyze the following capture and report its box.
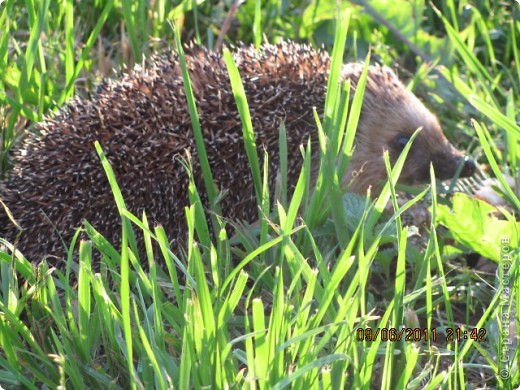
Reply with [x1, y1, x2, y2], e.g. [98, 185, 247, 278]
[0, 41, 475, 263]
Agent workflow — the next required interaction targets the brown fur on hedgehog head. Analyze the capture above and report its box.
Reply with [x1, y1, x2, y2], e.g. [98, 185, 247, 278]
[341, 63, 475, 195]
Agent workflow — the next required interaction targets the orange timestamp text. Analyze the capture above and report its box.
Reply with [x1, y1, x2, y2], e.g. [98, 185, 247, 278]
[356, 327, 487, 342]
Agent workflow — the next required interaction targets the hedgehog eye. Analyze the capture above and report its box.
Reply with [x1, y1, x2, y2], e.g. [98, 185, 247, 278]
[395, 135, 410, 150]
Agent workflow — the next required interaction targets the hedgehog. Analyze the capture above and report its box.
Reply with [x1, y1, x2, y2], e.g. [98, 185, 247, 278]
[0, 41, 475, 264]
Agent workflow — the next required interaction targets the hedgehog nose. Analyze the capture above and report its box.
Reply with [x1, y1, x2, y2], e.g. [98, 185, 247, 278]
[460, 156, 476, 177]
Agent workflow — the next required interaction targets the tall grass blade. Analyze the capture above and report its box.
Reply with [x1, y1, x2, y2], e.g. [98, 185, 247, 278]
[174, 25, 222, 227]
[223, 49, 263, 215]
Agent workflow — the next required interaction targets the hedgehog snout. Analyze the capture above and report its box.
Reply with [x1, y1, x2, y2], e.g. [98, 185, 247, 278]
[459, 156, 476, 177]
[432, 153, 476, 181]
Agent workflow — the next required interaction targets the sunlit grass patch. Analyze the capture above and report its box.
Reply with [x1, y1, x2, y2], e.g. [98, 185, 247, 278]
[0, 0, 518, 388]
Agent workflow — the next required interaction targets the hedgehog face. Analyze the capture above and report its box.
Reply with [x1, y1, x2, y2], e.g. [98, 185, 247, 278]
[384, 107, 471, 185]
[342, 64, 475, 194]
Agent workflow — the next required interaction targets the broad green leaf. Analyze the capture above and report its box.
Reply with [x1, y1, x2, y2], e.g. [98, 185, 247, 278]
[436, 193, 519, 262]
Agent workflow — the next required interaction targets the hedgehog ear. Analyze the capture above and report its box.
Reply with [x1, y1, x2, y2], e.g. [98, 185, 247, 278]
[340, 63, 364, 85]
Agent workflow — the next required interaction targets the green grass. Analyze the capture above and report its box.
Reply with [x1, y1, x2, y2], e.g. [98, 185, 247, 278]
[1, 0, 519, 388]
